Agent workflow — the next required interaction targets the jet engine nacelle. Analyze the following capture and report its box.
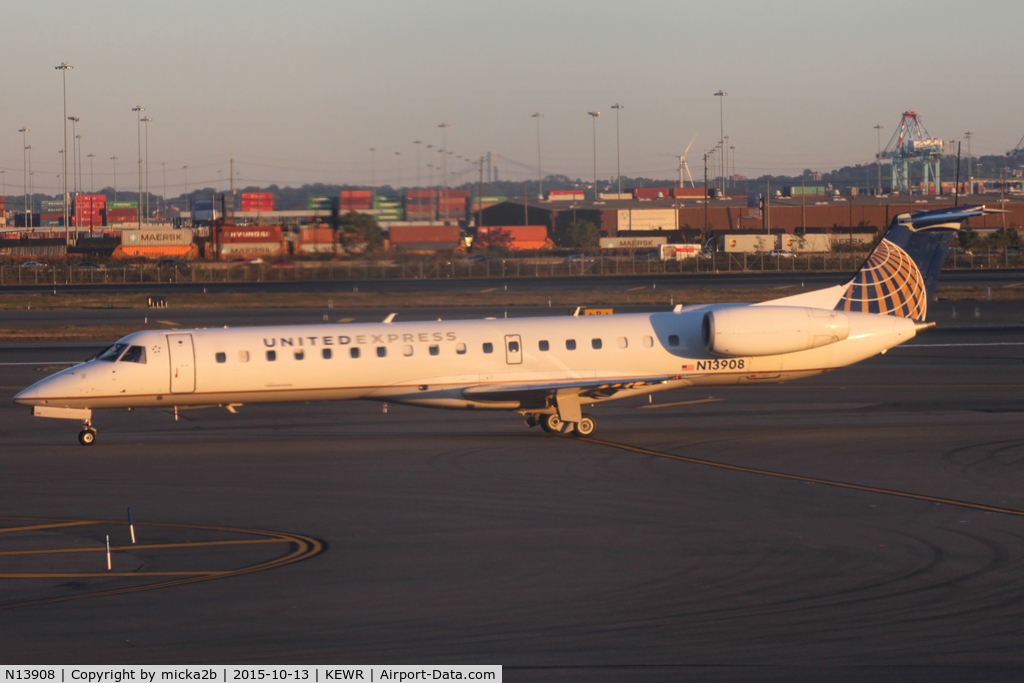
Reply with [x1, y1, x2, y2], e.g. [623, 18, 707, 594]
[702, 306, 850, 357]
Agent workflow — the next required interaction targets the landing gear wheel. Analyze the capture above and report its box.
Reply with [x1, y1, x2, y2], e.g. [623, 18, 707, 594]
[78, 429, 96, 446]
[573, 414, 597, 437]
[539, 413, 563, 434]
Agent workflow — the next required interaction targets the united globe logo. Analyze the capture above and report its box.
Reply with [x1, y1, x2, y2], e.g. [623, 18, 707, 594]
[837, 239, 927, 320]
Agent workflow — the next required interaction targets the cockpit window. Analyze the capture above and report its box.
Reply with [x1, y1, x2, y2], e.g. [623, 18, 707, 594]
[120, 346, 147, 364]
[96, 343, 129, 362]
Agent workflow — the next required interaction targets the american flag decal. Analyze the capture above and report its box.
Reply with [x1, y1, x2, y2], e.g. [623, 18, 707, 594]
[681, 364, 694, 371]
[836, 238, 927, 321]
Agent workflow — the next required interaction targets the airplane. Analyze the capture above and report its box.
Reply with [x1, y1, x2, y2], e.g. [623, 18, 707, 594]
[14, 205, 994, 446]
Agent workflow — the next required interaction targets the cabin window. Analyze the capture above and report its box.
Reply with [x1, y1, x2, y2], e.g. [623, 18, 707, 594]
[668, 335, 680, 347]
[215, 352, 226, 364]
[238, 350, 250, 362]
[643, 336, 654, 348]
[591, 338, 602, 350]
[96, 343, 128, 362]
[376, 346, 387, 358]
[322, 348, 332, 360]
[566, 339, 576, 351]
[483, 343, 493, 354]
[294, 350, 304, 360]
[403, 345, 414, 357]
[429, 345, 440, 356]
[539, 340, 549, 351]
[266, 350, 277, 361]
[508, 340, 520, 353]
[350, 347, 361, 359]
[120, 346, 147, 364]
[617, 337, 628, 349]
[456, 343, 467, 354]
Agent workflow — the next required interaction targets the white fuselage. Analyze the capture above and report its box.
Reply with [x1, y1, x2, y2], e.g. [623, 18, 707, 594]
[14, 305, 919, 413]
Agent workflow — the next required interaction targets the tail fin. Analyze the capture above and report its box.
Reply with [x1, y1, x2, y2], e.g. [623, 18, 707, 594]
[836, 205, 999, 321]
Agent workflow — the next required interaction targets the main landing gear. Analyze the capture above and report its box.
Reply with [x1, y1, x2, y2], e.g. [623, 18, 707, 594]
[78, 420, 97, 446]
[533, 413, 597, 437]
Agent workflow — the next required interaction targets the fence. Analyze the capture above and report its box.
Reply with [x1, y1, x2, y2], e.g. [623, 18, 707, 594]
[0, 250, 1020, 286]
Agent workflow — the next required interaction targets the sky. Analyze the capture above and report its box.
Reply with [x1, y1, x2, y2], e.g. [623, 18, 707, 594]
[2, 0, 1022, 197]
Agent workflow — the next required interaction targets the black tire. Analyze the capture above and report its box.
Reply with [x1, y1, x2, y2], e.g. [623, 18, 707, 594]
[540, 413, 563, 434]
[573, 414, 597, 437]
[78, 430, 96, 446]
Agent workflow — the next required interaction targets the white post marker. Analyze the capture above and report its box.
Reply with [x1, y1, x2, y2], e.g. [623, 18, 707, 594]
[128, 507, 136, 544]
[106, 535, 111, 570]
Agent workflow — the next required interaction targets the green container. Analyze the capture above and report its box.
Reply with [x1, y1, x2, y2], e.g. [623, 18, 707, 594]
[108, 201, 138, 209]
[307, 197, 331, 210]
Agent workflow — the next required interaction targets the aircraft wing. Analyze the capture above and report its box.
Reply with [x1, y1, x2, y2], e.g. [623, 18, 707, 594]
[462, 374, 693, 405]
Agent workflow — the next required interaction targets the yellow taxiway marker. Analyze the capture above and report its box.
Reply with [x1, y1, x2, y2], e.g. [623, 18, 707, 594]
[156, 320, 180, 327]
[337, 317, 354, 323]
[580, 437, 1024, 518]
[637, 398, 724, 410]
[479, 288, 497, 293]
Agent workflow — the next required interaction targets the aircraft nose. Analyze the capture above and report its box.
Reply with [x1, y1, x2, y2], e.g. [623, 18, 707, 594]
[13, 383, 43, 406]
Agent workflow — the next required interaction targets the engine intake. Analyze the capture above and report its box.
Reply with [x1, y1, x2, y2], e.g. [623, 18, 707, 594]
[702, 306, 850, 357]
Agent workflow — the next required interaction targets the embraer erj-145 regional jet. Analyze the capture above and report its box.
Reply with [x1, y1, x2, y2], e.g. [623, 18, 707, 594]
[16, 206, 995, 445]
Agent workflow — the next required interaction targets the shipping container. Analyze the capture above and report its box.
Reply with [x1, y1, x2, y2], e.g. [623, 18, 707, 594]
[307, 197, 331, 210]
[299, 227, 335, 244]
[475, 225, 549, 250]
[672, 187, 708, 198]
[219, 226, 283, 243]
[599, 236, 667, 249]
[115, 244, 195, 259]
[108, 201, 139, 209]
[122, 228, 195, 247]
[616, 209, 678, 232]
[219, 242, 282, 256]
[389, 225, 460, 244]
[782, 186, 827, 197]
[548, 190, 585, 201]
[632, 187, 672, 200]
[660, 244, 702, 260]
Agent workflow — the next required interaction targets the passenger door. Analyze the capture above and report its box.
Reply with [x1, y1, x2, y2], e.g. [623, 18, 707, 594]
[504, 334, 523, 365]
[167, 333, 196, 393]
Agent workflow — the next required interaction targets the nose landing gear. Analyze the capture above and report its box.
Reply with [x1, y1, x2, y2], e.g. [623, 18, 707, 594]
[78, 420, 97, 446]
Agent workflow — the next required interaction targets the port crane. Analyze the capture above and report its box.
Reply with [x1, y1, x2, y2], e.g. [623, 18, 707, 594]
[1007, 132, 1024, 157]
[879, 111, 943, 194]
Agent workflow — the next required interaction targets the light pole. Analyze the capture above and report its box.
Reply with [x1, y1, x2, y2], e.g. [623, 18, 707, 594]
[724, 135, 730, 189]
[394, 151, 402, 189]
[412, 140, 422, 188]
[714, 90, 728, 192]
[873, 124, 883, 195]
[162, 161, 167, 216]
[75, 132, 83, 199]
[182, 165, 189, 216]
[87, 153, 95, 192]
[588, 111, 600, 200]
[132, 106, 145, 224]
[531, 112, 543, 199]
[67, 118, 80, 212]
[703, 151, 709, 239]
[965, 131, 973, 195]
[142, 116, 152, 223]
[55, 62, 73, 242]
[438, 123, 449, 214]
[110, 156, 118, 201]
[611, 103, 624, 196]
[18, 128, 29, 229]
[26, 146, 34, 223]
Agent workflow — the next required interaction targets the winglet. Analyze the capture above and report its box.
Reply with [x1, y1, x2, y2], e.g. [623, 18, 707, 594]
[382, 313, 397, 324]
[572, 307, 581, 317]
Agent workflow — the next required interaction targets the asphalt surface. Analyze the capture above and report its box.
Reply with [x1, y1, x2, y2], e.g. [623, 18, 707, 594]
[0, 267, 1022, 295]
[0, 311, 1023, 680]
